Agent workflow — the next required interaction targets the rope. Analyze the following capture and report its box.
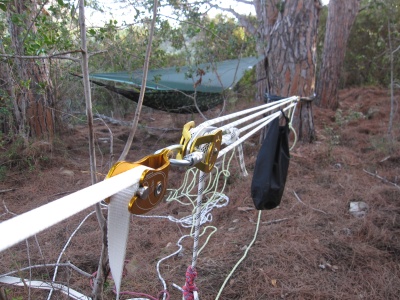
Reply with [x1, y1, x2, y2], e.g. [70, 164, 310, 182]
[47, 210, 96, 300]
[194, 96, 298, 132]
[135, 152, 235, 300]
[182, 266, 198, 300]
[215, 210, 262, 300]
[222, 128, 248, 177]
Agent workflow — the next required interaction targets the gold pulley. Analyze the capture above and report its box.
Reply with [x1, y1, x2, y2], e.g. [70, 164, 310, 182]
[105, 149, 170, 214]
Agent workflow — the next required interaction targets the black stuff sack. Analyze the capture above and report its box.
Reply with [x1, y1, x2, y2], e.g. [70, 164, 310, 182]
[251, 113, 290, 210]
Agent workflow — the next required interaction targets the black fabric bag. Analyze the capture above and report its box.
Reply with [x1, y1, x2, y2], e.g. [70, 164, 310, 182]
[251, 113, 290, 210]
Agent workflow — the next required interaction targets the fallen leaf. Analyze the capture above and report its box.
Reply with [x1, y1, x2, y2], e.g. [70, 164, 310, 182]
[271, 279, 277, 287]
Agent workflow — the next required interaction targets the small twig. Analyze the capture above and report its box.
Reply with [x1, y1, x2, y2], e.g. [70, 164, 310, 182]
[363, 169, 400, 190]
[0, 262, 93, 279]
[0, 189, 15, 194]
[2, 200, 17, 216]
[94, 116, 114, 169]
[0, 53, 81, 63]
[25, 240, 32, 299]
[0, 287, 8, 300]
[261, 217, 290, 225]
[293, 191, 328, 214]
[144, 126, 181, 132]
[47, 191, 75, 199]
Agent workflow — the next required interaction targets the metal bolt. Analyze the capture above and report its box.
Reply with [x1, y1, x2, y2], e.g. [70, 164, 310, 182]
[155, 181, 163, 196]
[137, 186, 149, 199]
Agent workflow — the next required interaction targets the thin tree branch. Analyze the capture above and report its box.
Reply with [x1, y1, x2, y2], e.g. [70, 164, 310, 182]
[363, 169, 400, 190]
[0, 52, 81, 62]
[0, 262, 93, 278]
[22, 0, 50, 45]
[236, 0, 253, 5]
[118, 0, 158, 161]
[0, 50, 106, 62]
[293, 191, 328, 214]
[208, 4, 257, 35]
[0, 189, 15, 194]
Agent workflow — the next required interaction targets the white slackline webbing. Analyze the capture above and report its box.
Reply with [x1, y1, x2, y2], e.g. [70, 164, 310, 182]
[0, 165, 148, 253]
[0, 275, 91, 300]
[108, 184, 139, 299]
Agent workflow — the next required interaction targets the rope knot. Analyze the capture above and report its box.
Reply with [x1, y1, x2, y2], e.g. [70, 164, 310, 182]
[182, 265, 198, 300]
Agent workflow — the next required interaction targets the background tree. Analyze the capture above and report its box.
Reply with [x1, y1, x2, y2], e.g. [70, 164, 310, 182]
[164, 0, 321, 142]
[343, 0, 400, 87]
[265, 0, 320, 142]
[6, 0, 56, 143]
[316, 0, 361, 109]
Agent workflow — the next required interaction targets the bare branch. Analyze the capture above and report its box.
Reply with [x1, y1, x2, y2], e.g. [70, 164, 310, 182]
[0, 49, 106, 63]
[22, 0, 50, 45]
[118, 0, 159, 161]
[392, 44, 400, 55]
[236, 0, 254, 4]
[208, 4, 257, 36]
[363, 169, 400, 190]
[0, 262, 93, 279]
[0, 50, 82, 62]
[293, 191, 328, 214]
[158, 14, 230, 46]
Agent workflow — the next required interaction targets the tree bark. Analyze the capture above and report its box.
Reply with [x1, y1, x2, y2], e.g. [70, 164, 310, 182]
[316, 0, 360, 109]
[253, 0, 280, 102]
[266, 0, 321, 142]
[7, 0, 55, 142]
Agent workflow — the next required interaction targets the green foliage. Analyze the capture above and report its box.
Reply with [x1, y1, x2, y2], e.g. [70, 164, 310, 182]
[343, 0, 400, 87]
[335, 109, 366, 126]
[0, 1, 7, 12]
[0, 136, 53, 179]
[190, 14, 256, 63]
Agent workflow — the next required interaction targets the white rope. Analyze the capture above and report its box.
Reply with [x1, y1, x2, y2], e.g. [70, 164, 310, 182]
[222, 128, 248, 177]
[194, 96, 298, 131]
[47, 210, 96, 300]
[215, 210, 262, 300]
[0, 275, 91, 300]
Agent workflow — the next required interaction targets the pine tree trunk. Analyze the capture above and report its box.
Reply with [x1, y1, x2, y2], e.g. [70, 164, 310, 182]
[253, 0, 280, 102]
[266, 0, 321, 142]
[316, 0, 360, 109]
[8, 0, 55, 142]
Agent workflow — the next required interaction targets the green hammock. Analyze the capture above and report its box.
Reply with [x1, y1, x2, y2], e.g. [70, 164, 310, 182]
[89, 57, 261, 113]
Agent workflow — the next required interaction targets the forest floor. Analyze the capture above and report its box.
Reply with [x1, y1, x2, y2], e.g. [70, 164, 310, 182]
[0, 86, 400, 300]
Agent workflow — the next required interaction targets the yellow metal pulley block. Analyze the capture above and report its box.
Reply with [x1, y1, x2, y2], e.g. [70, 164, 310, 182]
[176, 121, 195, 160]
[190, 129, 222, 173]
[105, 149, 170, 214]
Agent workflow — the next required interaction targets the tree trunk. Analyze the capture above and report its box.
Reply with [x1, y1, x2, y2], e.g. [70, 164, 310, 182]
[253, 0, 280, 102]
[316, 0, 360, 109]
[7, 0, 55, 142]
[266, 0, 320, 142]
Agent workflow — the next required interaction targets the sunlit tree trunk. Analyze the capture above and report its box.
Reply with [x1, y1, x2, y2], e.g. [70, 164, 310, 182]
[266, 0, 321, 142]
[7, 0, 55, 143]
[316, 0, 360, 109]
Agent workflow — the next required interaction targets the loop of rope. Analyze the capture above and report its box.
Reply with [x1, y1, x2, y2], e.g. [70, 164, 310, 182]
[182, 265, 198, 300]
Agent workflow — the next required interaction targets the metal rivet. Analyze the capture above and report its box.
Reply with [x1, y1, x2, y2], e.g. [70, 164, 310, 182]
[155, 181, 163, 196]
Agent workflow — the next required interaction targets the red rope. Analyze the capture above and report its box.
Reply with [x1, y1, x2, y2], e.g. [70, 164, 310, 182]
[182, 265, 198, 300]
